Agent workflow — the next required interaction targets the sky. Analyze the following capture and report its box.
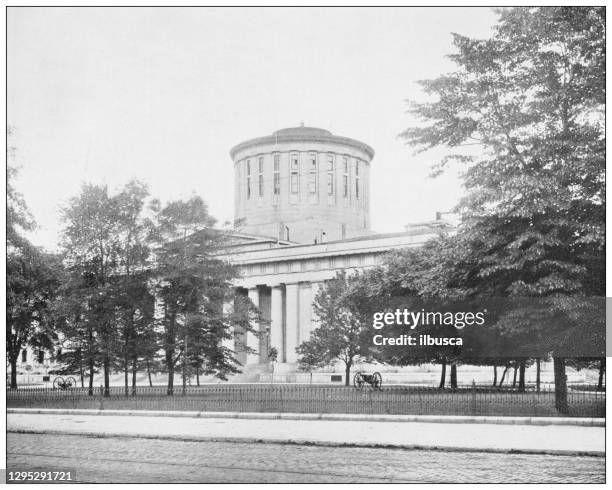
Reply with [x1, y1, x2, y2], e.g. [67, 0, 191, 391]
[8, 7, 499, 250]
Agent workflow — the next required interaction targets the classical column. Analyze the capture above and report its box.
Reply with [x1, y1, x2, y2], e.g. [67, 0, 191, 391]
[310, 281, 323, 333]
[285, 283, 299, 363]
[221, 301, 234, 352]
[298, 283, 313, 343]
[247, 287, 260, 364]
[270, 286, 284, 362]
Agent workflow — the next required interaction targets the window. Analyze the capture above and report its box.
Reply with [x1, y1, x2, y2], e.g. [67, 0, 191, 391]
[290, 153, 299, 194]
[38, 350, 44, 364]
[308, 153, 317, 194]
[342, 157, 349, 197]
[246, 160, 251, 199]
[273, 154, 280, 195]
[327, 154, 334, 195]
[355, 161, 360, 199]
[21, 350, 27, 362]
[258, 157, 264, 196]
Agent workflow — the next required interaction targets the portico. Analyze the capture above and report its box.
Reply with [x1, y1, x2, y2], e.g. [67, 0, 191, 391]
[222, 227, 448, 371]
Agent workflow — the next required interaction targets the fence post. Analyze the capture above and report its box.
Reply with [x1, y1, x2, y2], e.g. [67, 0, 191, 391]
[471, 380, 477, 416]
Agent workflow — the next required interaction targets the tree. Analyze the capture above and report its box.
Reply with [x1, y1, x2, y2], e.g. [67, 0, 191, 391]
[61, 183, 129, 396]
[7, 153, 62, 388]
[7, 245, 62, 388]
[112, 181, 155, 395]
[401, 7, 605, 411]
[297, 271, 378, 386]
[150, 196, 247, 394]
[361, 235, 474, 389]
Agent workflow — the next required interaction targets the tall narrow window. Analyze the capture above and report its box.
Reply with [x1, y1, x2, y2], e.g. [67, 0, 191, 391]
[38, 350, 44, 364]
[290, 153, 299, 194]
[355, 160, 360, 199]
[21, 350, 27, 362]
[327, 154, 334, 195]
[308, 153, 317, 194]
[342, 157, 349, 197]
[273, 154, 280, 195]
[246, 159, 251, 199]
[258, 156, 264, 196]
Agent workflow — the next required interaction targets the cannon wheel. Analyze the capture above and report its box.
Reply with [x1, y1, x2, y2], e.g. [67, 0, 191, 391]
[372, 372, 383, 390]
[353, 372, 364, 390]
[65, 376, 77, 389]
[52, 376, 64, 390]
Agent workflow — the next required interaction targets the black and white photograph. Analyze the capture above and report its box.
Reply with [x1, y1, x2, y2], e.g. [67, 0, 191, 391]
[5, 4, 606, 484]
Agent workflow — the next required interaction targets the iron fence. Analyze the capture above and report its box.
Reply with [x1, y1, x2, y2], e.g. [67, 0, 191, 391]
[6, 382, 605, 417]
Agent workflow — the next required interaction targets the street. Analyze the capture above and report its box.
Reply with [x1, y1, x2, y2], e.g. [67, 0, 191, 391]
[7, 433, 604, 483]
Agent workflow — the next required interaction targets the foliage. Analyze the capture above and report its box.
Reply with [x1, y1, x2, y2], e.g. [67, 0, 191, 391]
[7, 149, 62, 388]
[297, 271, 378, 385]
[399, 7, 605, 408]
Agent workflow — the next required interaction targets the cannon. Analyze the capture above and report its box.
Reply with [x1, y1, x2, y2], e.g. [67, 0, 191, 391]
[53, 376, 77, 390]
[353, 371, 382, 390]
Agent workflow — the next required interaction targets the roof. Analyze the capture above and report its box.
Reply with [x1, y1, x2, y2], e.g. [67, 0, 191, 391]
[229, 126, 375, 160]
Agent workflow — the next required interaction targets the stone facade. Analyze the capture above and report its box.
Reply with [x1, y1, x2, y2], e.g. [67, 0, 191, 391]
[226, 126, 453, 376]
[231, 126, 374, 244]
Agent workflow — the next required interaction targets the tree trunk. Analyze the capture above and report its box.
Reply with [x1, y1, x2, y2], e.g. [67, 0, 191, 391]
[146, 360, 153, 387]
[493, 365, 497, 387]
[166, 351, 174, 396]
[553, 357, 568, 414]
[88, 356, 95, 396]
[124, 361, 129, 397]
[439, 361, 447, 389]
[79, 360, 84, 388]
[499, 366, 509, 387]
[536, 358, 541, 393]
[450, 363, 457, 390]
[598, 359, 605, 390]
[512, 365, 518, 388]
[344, 362, 351, 387]
[131, 357, 137, 395]
[10, 357, 17, 389]
[196, 367, 200, 386]
[88, 327, 94, 396]
[103, 356, 110, 397]
[518, 360, 526, 392]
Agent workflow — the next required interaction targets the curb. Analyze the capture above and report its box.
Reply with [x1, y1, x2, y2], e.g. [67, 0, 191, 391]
[8, 428, 605, 458]
[8, 408, 605, 427]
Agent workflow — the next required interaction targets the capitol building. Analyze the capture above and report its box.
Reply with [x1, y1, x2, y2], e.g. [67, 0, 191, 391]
[222, 125, 452, 379]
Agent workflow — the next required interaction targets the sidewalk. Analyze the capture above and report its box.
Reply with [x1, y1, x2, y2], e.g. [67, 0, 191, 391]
[7, 409, 604, 456]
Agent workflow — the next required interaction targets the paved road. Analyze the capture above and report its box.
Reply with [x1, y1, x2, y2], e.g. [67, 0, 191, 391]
[7, 433, 604, 483]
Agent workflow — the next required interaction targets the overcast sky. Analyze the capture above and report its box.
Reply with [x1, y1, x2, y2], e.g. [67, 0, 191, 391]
[8, 7, 499, 250]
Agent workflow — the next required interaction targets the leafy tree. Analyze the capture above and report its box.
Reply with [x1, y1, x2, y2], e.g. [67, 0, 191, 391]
[61, 183, 128, 395]
[364, 237, 472, 389]
[112, 182, 155, 395]
[150, 196, 248, 394]
[7, 245, 62, 388]
[7, 151, 62, 388]
[401, 7, 604, 412]
[297, 271, 379, 386]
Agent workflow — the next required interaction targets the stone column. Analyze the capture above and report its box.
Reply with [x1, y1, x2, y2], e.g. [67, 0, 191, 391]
[221, 301, 234, 353]
[270, 286, 284, 362]
[310, 281, 323, 333]
[247, 287, 260, 365]
[285, 283, 299, 363]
